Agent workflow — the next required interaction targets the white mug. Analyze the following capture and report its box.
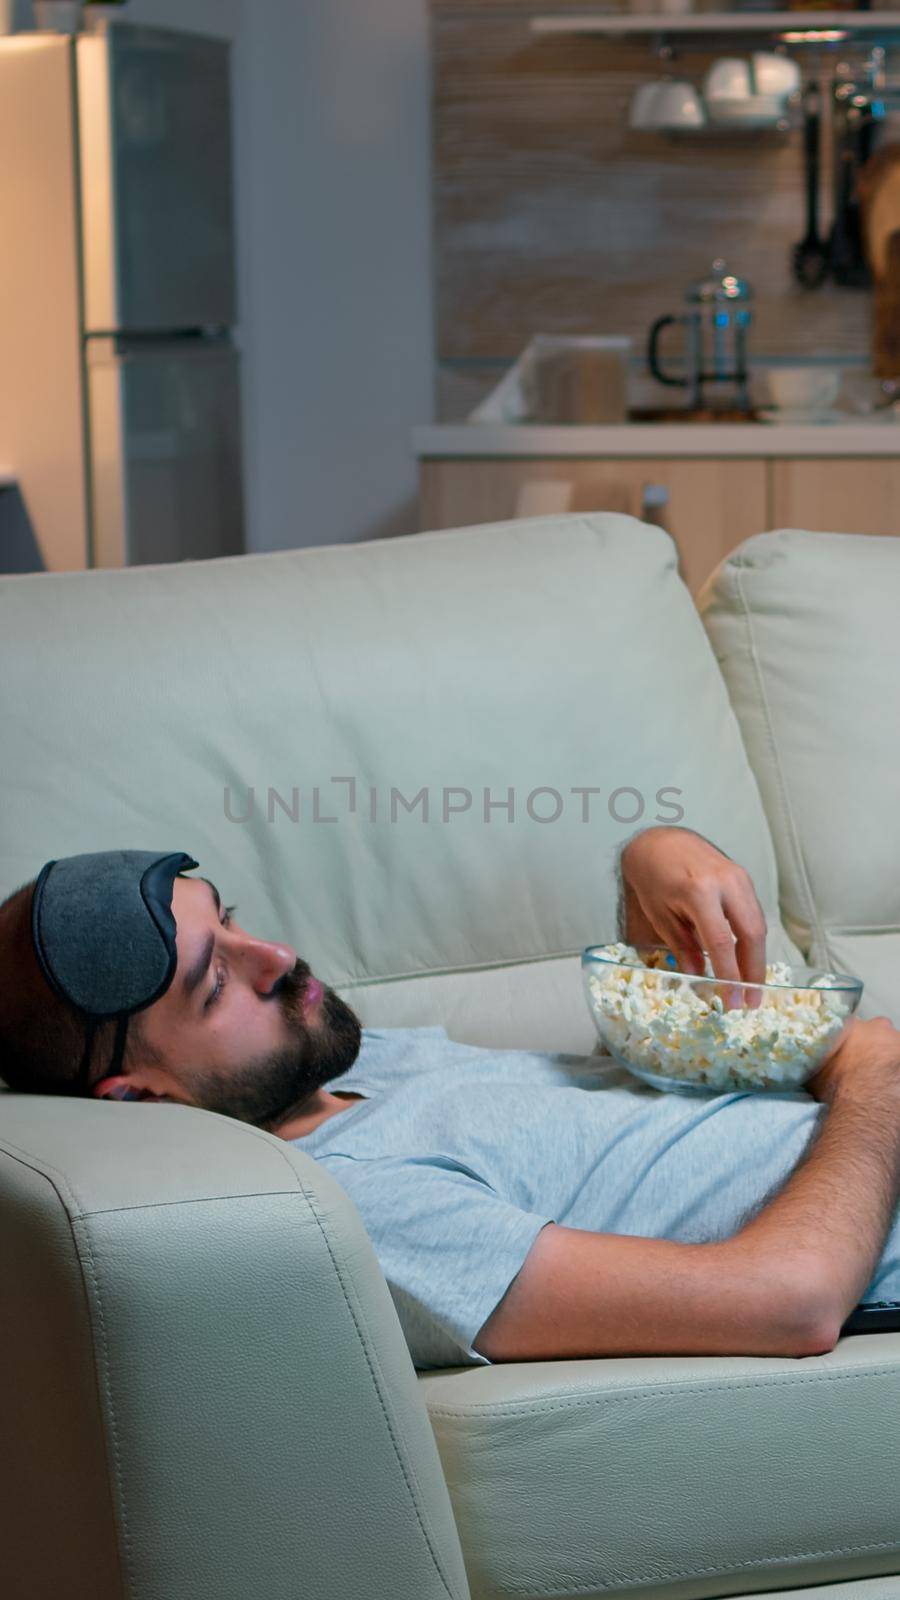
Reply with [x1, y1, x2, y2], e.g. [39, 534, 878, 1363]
[704, 57, 753, 101]
[651, 79, 706, 129]
[752, 51, 800, 96]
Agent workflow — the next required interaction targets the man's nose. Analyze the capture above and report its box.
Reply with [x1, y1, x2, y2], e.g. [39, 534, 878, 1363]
[232, 932, 298, 994]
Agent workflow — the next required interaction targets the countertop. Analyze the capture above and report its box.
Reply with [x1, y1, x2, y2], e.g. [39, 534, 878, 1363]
[413, 422, 900, 459]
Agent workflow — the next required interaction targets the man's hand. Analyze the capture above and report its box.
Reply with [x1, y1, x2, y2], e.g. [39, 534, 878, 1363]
[619, 825, 767, 986]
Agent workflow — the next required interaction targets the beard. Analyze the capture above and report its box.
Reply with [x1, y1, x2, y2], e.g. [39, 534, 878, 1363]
[187, 959, 362, 1129]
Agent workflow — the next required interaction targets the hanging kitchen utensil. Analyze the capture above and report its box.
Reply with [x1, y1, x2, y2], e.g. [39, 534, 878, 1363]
[829, 87, 878, 287]
[792, 81, 829, 288]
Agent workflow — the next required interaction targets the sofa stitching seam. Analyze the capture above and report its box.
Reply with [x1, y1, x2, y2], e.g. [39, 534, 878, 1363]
[0, 1142, 132, 1598]
[1, 1132, 460, 1600]
[230, 1125, 464, 1600]
[340, 948, 580, 991]
[0, 1134, 90, 1213]
[77, 1189, 325, 1215]
[469, 1536, 900, 1597]
[292, 1187, 464, 1599]
[426, 1361, 900, 1417]
[0, 1136, 311, 1215]
[72, 1214, 138, 1598]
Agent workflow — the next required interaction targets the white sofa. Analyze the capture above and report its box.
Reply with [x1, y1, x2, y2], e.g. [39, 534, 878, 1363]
[1, 513, 898, 1600]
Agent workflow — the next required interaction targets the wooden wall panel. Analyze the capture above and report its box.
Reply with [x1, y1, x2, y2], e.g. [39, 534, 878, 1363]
[431, 1, 877, 418]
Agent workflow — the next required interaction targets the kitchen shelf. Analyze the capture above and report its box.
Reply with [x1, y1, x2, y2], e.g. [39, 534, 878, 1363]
[414, 419, 900, 458]
[530, 10, 900, 36]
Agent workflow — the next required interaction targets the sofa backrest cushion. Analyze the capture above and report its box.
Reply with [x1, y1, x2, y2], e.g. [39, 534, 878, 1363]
[1, 513, 795, 1053]
[700, 528, 900, 1021]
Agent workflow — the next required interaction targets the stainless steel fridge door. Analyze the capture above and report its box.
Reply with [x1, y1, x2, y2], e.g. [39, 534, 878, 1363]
[87, 338, 245, 567]
[78, 24, 236, 334]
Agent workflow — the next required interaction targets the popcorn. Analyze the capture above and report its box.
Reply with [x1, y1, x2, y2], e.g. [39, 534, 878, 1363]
[586, 943, 852, 1094]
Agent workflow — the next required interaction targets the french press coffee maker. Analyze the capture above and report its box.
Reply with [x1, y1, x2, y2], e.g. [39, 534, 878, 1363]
[648, 260, 753, 412]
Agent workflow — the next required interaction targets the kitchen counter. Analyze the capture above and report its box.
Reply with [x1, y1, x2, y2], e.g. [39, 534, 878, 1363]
[415, 418, 900, 596]
[413, 422, 900, 458]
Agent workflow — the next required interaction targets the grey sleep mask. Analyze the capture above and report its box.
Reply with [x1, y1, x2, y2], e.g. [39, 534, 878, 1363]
[30, 848, 199, 1090]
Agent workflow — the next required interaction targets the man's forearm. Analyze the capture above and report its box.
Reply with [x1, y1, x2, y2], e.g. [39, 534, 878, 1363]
[731, 1082, 900, 1334]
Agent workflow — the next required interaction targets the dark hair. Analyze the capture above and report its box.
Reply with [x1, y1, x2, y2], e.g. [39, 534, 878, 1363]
[0, 879, 151, 1095]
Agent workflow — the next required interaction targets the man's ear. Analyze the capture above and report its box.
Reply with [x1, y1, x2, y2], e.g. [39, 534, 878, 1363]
[91, 1075, 159, 1103]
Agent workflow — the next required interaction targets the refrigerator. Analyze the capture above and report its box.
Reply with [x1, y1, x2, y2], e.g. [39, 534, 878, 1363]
[0, 21, 244, 569]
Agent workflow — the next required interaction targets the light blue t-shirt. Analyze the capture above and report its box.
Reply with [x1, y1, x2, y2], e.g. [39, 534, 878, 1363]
[292, 1026, 900, 1370]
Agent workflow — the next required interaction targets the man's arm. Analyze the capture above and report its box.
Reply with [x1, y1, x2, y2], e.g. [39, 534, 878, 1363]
[472, 1223, 828, 1362]
[474, 1018, 900, 1363]
[734, 1014, 900, 1332]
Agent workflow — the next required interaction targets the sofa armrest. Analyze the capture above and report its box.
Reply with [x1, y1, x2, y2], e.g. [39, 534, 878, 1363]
[0, 1093, 470, 1600]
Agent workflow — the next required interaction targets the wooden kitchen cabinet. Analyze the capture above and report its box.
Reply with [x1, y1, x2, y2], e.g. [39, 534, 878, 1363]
[772, 460, 900, 538]
[419, 458, 768, 595]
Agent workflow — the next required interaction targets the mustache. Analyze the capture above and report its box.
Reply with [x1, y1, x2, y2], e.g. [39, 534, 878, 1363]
[270, 959, 315, 1015]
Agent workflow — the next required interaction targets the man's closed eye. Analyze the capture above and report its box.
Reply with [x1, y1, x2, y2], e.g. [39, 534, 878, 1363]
[205, 904, 237, 1010]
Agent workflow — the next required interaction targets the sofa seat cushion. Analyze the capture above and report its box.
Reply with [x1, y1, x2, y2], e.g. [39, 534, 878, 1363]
[420, 1338, 900, 1600]
[700, 530, 900, 1022]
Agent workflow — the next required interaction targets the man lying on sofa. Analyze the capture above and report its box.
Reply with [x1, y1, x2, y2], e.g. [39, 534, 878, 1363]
[2, 828, 899, 1371]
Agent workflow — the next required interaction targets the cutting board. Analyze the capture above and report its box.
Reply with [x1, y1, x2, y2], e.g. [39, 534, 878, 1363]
[859, 142, 900, 280]
[858, 144, 900, 376]
[872, 228, 900, 378]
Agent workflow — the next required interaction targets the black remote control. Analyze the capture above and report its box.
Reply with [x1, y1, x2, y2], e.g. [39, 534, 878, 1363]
[840, 1301, 900, 1336]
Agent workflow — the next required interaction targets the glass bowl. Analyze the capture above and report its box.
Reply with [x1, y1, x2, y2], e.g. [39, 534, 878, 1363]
[582, 942, 863, 1096]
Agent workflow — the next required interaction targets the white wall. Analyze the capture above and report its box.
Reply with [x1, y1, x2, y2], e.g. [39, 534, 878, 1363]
[20, 0, 435, 551]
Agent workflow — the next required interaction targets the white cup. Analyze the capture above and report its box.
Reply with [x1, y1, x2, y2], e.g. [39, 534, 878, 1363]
[704, 57, 754, 101]
[650, 79, 706, 129]
[752, 51, 800, 96]
[764, 367, 842, 413]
